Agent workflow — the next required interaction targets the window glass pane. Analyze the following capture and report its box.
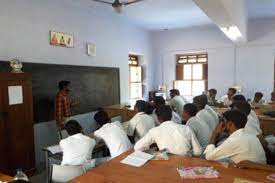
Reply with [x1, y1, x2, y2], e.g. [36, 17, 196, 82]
[192, 81, 205, 96]
[178, 59, 187, 63]
[184, 64, 192, 80]
[188, 55, 197, 63]
[130, 83, 142, 99]
[174, 80, 192, 96]
[193, 64, 203, 79]
[130, 66, 141, 82]
[198, 57, 207, 62]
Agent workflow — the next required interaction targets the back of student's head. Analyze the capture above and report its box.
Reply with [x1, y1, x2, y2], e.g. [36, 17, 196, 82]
[193, 94, 208, 110]
[183, 103, 198, 117]
[156, 105, 172, 122]
[230, 101, 251, 117]
[145, 102, 154, 115]
[232, 94, 246, 102]
[170, 89, 179, 96]
[135, 100, 147, 112]
[94, 110, 110, 126]
[65, 120, 83, 136]
[153, 96, 165, 107]
[222, 110, 247, 129]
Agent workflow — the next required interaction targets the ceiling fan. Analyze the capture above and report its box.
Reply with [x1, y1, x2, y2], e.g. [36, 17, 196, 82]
[92, 0, 145, 12]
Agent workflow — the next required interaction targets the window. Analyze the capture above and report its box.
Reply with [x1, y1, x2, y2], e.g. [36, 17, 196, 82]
[174, 53, 208, 96]
[129, 55, 142, 99]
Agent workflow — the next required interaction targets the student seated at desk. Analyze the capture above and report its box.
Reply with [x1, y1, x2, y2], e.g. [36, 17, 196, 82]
[167, 89, 186, 116]
[231, 94, 260, 123]
[151, 96, 182, 125]
[230, 101, 262, 135]
[204, 110, 266, 164]
[221, 88, 237, 107]
[93, 110, 132, 158]
[183, 104, 211, 150]
[251, 92, 266, 107]
[123, 100, 155, 142]
[207, 88, 218, 106]
[134, 105, 202, 156]
[193, 95, 219, 132]
[60, 120, 96, 170]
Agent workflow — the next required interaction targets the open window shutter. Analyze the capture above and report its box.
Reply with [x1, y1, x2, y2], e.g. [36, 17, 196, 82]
[176, 64, 184, 80]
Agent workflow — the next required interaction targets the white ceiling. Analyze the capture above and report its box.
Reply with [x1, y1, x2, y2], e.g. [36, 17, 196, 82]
[247, 0, 275, 19]
[67, 0, 275, 31]
[89, 0, 213, 30]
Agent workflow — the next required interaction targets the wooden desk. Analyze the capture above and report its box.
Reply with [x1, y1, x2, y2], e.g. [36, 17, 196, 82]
[71, 151, 274, 183]
[0, 172, 13, 182]
[104, 104, 136, 122]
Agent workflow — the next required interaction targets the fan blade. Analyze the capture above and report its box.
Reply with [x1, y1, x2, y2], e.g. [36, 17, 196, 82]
[92, 0, 113, 5]
[123, 0, 145, 5]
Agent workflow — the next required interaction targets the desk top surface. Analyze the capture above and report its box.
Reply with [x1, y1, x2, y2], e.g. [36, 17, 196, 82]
[104, 103, 135, 111]
[0, 173, 13, 182]
[72, 150, 274, 183]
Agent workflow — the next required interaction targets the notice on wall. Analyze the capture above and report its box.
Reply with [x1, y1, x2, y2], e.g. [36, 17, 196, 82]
[8, 86, 23, 105]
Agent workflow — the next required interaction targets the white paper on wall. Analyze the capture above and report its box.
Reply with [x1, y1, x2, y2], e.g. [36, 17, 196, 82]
[8, 86, 23, 105]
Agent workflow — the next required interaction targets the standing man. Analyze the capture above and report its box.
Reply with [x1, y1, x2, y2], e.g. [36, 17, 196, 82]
[55, 80, 79, 130]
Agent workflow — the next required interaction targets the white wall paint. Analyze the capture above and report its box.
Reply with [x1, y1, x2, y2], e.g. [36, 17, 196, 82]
[152, 19, 275, 99]
[0, 0, 153, 102]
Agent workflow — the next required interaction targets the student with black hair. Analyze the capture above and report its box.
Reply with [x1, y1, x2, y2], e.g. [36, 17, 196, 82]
[251, 92, 266, 106]
[167, 89, 186, 116]
[60, 120, 96, 169]
[134, 105, 202, 156]
[183, 104, 211, 150]
[93, 110, 132, 158]
[151, 96, 182, 125]
[207, 88, 218, 106]
[123, 100, 155, 142]
[222, 87, 237, 106]
[230, 101, 262, 135]
[193, 94, 219, 132]
[204, 110, 266, 164]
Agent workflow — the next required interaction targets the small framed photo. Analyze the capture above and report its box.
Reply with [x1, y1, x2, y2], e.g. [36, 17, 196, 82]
[87, 43, 96, 56]
[50, 31, 74, 48]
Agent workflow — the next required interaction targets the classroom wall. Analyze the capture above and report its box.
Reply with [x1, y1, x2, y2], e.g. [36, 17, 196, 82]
[151, 18, 275, 99]
[0, 0, 154, 102]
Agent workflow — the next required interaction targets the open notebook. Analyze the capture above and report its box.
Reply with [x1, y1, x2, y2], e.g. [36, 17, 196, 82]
[120, 151, 154, 167]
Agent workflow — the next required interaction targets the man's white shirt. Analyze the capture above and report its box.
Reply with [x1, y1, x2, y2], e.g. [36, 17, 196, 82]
[123, 112, 155, 142]
[196, 108, 217, 132]
[168, 95, 186, 116]
[186, 116, 212, 150]
[221, 95, 232, 106]
[151, 109, 182, 125]
[204, 105, 219, 129]
[134, 121, 202, 156]
[94, 121, 132, 158]
[60, 133, 96, 166]
[204, 129, 266, 164]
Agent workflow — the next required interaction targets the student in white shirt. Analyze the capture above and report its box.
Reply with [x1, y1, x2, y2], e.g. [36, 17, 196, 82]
[204, 110, 266, 164]
[123, 100, 155, 142]
[230, 102, 262, 135]
[251, 92, 266, 107]
[230, 94, 260, 123]
[193, 95, 219, 132]
[167, 89, 186, 116]
[151, 96, 182, 125]
[93, 110, 132, 159]
[135, 105, 202, 156]
[207, 88, 218, 106]
[221, 88, 237, 107]
[60, 120, 96, 170]
[183, 104, 211, 150]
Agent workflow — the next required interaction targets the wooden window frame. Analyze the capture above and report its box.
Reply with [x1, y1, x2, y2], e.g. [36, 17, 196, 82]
[175, 53, 208, 96]
[129, 54, 143, 99]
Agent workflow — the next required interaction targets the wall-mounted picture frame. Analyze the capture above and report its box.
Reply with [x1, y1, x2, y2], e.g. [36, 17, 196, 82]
[50, 31, 74, 48]
[87, 43, 96, 56]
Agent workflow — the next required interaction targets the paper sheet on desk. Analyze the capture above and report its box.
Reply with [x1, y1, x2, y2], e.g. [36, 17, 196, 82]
[121, 151, 154, 167]
[47, 145, 62, 154]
